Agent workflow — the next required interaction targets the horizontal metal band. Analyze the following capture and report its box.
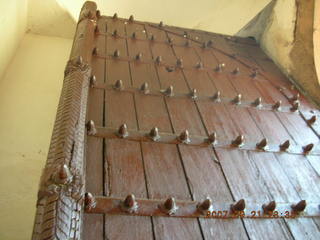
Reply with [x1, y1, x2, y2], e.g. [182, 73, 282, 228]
[85, 195, 320, 219]
[87, 124, 320, 156]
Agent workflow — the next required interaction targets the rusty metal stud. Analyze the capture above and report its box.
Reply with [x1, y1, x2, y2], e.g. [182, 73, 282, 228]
[132, 32, 136, 39]
[232, 67, 240, 75]
[232, 94, 242, 105]
[303, 143, 314, 154]
[207, 132, 217, 144]
[160, 197, 178, 215]
[290, 101, 300, 112]
[85, 192, 96, 211]
[190, 89, 197, 99]
[55, 164, 72, 184]
[251, 69, 258, 78]
[231, 199, 246, 212]
[273, 100, 282, 111]
[176, 58, 183, 68]
[113, 79, 124, 90]
[291, 200, 307, 212]
[90, 75, 96, 87]
[307, 115, 317, 125]
[232, 135, 244, 147]
[196, 62, 204, 69]
[92, 47, 98, 56]
[113, 49, 120, 58]
[94, 25, 100, 34]
[215, 63, 225, 72]
[113, 13, 118, 19]
[252, 97, 262, 107]
[149, 127, 160, 141]
[129, 15, 134, 22]
[212, 91, 221, 102]
[159, 21, 164, 27]
[86, 120, 97, 135]
[140, 82, 150, 94]
[112, 29, 118, 37]
[121, 194, 138, 213]
[279, 140, 290, 151]
[118, 124, 129, 138]
[183, 31, 188, 37]
[197, 197, 213, 215]
[256, 138, 268, 150]
[179, 130, 191, 144]
[262, 201, 276, 213]
[164, 85, 174, 97]
[291, 93, 300, 102]
[96, 10, 101, 18]
[155, 56, 162, 64]
[135, 52, 143, 61]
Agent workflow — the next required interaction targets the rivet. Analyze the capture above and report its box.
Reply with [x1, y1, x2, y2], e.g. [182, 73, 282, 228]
[232, 67, 240, 75]
[196, 62, 204, 69]
[86, 120, 97, 135]
[113, 49, 120, 58]
[197, 197, 213, 214]
[232, 135, 244, 147]
[185, 39, 191, 47]
[179, 130, 191, 144]
[307, 115, 317, 125]
[272, 100, 282, 111]
[212, 91, 221, 102]
[190, 89, 197, 99]
[96, 10, 101, 19]
[92, 47, 98, 56]
[232, 94, 242, 105]
[135, 52, 142, 61]
[159, 21, 164, 27]
[279, 140, 290, 151]
[176, 58, 183, 68]
[150, 34, 155, 41]
[251, 69, 258, 78]
[132, 32, 136, 39]
[140, 82, 150, 94]
[256, 138, 268, 150]
[160, 197, 178, 215]
[149, 127, 160, 141]
[207, 132, 217, 144]
[129, 15, 134, 22]
[118, 124, 129, 138]
[303, 143, 314, 154]
[252, 97, 262, 107]
[164, 85, 174, 97]
[112, 29, 118, 37]
[291, 93, 300, 102]
[231, 199, 246, 212]
[94, 25, 100, 34]
[113, 79, 124, 90]
[85, 192, 96, 211]
[55, 164, 72, 184]
[215, 63, 225, 72]
[113, 13, 118, 19]
[90, 75, 97, 87]
[75, 56, 83, 66]
[291, 200, 306, 212]
[290, 101, 300, 112]
[121, 194, 138, 213]
[155, 56, 162, 64]
[262, 201, 276, 213]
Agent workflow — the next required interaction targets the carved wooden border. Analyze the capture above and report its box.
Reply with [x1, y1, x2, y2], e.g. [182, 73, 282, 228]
[32, 2, 97, 239]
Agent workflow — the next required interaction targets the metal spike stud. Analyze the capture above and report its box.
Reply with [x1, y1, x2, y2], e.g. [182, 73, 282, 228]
[90, 75, 97, 88]
[290, 101, 300, 112]
[55, 164, 72, 184]
[196, 62, 204, 69]
[140, 82, 150, 94]
[232, 67, 240, 75]
[113, 13, 118, 19]
[160, 197, 178, 215]
[207, 132, 217, 144]
[176, 58, 183, 68]
[262, 201, 276, 213]
[232, 135, 244, 147]
[252, 97, 262, 107]
[197, 197, 213, 215]
[190, 89, 197, 99]
[256, 138, 268, 150]
[84, 192, 96, 211]
[212, 91, 221, 102]
[179, 130, 191, 144]
[164, 85, 174, 97]
[291, 93, 300, 102]
[96, 10, 101, 18]
[215, 63, 225, 72]
[149, 127, 160, 141]
[112, 29, 118, 37]
[273, 100, 282, 111]
[121, 194, 138, 213]
[303, 143, 314, 154]
[129, 15, 134, 22]
[113, 49, 120, 58]
[307, 115, 317, 125]
[231, 199, 246, 212]
[232, 94, 242, 105]
[132, 32, 136, 39]
[291, 200, 306, 212]
[86, 120, 97, 136]
[92, 47, 98, 56]
[159, 21, 164, 27]
[155, 56, 162, 64]
[113, 79, 124, 90]
[118, 124, 129, 138]
[135, 52, 142, 61]
[279, 140, 290, 151]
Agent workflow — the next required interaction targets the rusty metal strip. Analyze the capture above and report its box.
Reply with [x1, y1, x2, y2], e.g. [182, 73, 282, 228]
[32, 2, 97, 240]
[85, 195, 320, 219]
[86, 123, 320, 156]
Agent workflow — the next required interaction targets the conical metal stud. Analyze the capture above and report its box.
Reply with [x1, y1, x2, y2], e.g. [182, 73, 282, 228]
[190, 89, 197, 99]
[86, 120, 97, 136]
[112, 29, 118, 37]
[55, 164, 72, 184]
[90, 75, 97, 88]
[232, 94, 242, 105]
[176, 58, 183, 68]
[118, 124, 129, 138]
[307, 115, 317, 125]
[140, 82, 150, 94]
[132, 32, 136, 39]
[113, 79, 124, 90]
[121, 194, 138, 213]
[212, 91, 221, 102]
[303, 143, 314, 154]
[155, 56, 162, 64]
[179, 130, 191, 144]
[290, 101, 300, 112]
[291, 200, 306, 212]
[251, 69, 258, 78]
[197, 197, 213, 214]
[231, 199, 246, 212]
[160, 197, 178, 215]
[273, 100, 282, 111]
[159, 21, 164, 27]
[256, 138, 268, 150]
[252, 97, 262, 107]
[113, 13, 118, 19]
[164, 85, 174, 97]
[232, 135, 244, 147]
[196, 62, 204, 69]
[129, 15, 134, 22]
[183, 31, 188, 38]
[207, 132, 217, 144]
[135, 52, 142, 61]
[92, 47, 98, 56]
[113, 49, 120, 58]
[215, 63, 225, 72]
[85, 192, 96, 211]
[262, 201, 276, 213]
[279, 140, 290, 151]
[232, 67, 240, 75]
[149, 127, 160, 141]
[291, 93, 300, 102]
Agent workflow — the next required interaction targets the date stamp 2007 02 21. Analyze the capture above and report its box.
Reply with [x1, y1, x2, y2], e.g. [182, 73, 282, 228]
[206, 210, 296, 218]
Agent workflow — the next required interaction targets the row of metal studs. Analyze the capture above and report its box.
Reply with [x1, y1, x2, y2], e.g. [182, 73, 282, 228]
[86, 120, 319, 156]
